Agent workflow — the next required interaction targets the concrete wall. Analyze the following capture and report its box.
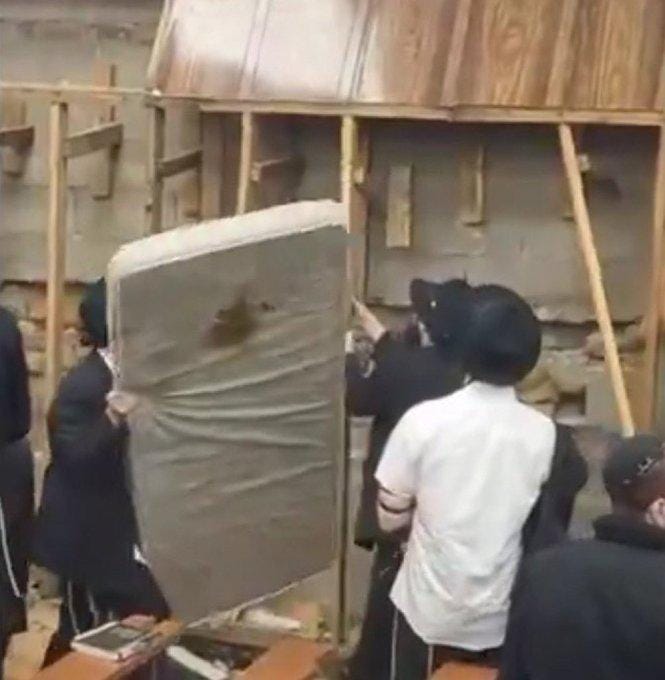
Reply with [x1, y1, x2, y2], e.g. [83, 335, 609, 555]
[366, 122, 654, 323]
[0, 0, 199, 282]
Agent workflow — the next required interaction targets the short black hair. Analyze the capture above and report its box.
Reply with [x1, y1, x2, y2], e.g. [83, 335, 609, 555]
[466, 285, 541, 386]
[79, 277, 108, 348]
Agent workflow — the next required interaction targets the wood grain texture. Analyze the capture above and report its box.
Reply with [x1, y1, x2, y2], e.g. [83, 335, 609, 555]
[431, 662, 498, 679]
[149, 0, 665, 117]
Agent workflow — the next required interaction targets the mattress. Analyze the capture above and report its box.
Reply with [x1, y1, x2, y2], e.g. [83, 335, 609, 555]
[107, 201, 347, 621]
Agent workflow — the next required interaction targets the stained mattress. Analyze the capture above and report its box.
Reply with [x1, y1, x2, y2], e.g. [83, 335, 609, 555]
[107, 201, 347, 621]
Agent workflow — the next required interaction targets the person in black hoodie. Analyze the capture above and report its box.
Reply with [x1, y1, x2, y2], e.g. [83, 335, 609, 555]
[35, 279, 168, 666]
[0, 306, 33, 678]
[346, 278, 473, 680]
[501, 434, 665, 680]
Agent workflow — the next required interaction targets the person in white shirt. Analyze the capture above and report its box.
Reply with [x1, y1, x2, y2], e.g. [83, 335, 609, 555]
[375, 285, 566, 680]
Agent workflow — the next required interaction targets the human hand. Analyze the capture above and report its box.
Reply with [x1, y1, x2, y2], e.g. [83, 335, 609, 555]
[106, 390, 139, 427]
[352, 298, 385, 342]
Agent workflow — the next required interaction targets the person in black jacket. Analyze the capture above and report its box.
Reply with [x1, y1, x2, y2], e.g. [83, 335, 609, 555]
[0, 306, 33, 678]
[35, 279, 168, 666]
[501, 434, 665, 680]
[346, 278, 473, 680]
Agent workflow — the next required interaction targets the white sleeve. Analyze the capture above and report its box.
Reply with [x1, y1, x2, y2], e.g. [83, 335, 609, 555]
[376, 409, 421, 500]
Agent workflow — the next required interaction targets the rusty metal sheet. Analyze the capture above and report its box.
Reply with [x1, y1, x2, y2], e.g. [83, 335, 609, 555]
[148, 0, 665, 115]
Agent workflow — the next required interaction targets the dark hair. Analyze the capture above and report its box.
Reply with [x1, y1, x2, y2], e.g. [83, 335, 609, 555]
[410, 278, 473, 353]
[79, 277, 108, 348]
[466, 285, 541, 386]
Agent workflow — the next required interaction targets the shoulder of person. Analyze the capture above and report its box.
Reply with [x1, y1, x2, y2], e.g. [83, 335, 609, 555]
[58, 352, 108, 401]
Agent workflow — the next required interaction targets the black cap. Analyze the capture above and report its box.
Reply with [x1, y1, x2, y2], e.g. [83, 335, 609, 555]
[409, 278, 473, 350]
[79, 277, 108, 347]
[466, 284, 541, 386]
[603, 435, 665, 492]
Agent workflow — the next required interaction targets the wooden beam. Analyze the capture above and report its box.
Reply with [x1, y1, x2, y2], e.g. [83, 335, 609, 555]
[642, 126, 665, 429]
[546, 0, 578, 107]
[45, 102, 69, 408]
[156, 147, 202, 179]
[440, 0, 473, 106]
[459, 143, 485, 225]
[149, 105, 165, 233]
[89, 59, 118, 199]
[236, 111, 258, 215]
[1, 95, 33, 175]
[340, 115, 369, 299]
[0, 80, 143, 103]
[200, 100, 664, 127]
[385, 164, 413, 248]
[559, 124, 635, 436]
[0, 125, 34, 148]
[250, 155, 302, 182]
[64, 122, 123, 159]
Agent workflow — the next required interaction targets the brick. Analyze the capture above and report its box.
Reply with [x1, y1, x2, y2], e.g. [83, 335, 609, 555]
[432, 662, 497, 680]
[25, 351, 45, 376]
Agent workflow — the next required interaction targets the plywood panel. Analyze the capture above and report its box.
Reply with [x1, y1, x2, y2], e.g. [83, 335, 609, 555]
[456, 0, 564, 107]
[356, 0, 458, 105]
[566, 0, 665, 110]
[251, 0, 365, 101]
[149, 0, 665, 117]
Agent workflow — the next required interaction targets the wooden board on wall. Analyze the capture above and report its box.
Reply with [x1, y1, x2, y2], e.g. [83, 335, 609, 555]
[148, 0, 665, 117]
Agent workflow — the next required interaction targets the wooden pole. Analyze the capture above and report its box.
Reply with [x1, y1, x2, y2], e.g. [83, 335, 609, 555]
[236, 111, 256, 215]
[149, 105, 165, 233]
[340, 115, 369, 299]
[643, 126, 665, 429]
[559, 124, 635, 435]
[45, 102, 69, 407]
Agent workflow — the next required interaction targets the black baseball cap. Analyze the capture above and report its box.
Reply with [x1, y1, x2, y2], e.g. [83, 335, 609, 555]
[603, 435, 665, 493]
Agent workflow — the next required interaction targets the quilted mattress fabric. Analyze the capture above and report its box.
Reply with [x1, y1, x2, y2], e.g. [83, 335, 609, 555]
[107, 201, 347, 621]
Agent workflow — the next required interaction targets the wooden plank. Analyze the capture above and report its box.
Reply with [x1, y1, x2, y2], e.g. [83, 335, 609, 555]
[385, 164, 413, 248]
[559, 124, 634, 436]
[64, 122, 123, 159]
[156, 147, 202, 178]
[641, 126, 665, 429]
[33, 620, 181, 680]
[459, 143, 484, 226]
[90, 59, 118, 199]
[340, 115, 369, 298]
[149, 105, 165, 233]
[242, 638, 331, 680]
[250, 155, 301, 182]
[431, 662, 498, 679]
[0, 81, 142, 102]
[236, 111, 258, 214]
[546, 0, 579, 107]
[0, 125, 34, 147]
[199, 99, 664, 127]
[440, 0, 473, 106]
[1, 94, 33, 174]
[45, 102, 68, 408]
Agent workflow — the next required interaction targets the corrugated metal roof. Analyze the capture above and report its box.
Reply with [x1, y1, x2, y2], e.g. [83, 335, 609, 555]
[148, 0, 665, 116]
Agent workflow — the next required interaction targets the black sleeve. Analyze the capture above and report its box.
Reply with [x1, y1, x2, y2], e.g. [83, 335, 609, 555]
[0, 309, 31, 445]
[48, 375, 127, 478]
[345, 333, 397, 417]
[499, 563, 533, 680]
[522, 424, 588, 556]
